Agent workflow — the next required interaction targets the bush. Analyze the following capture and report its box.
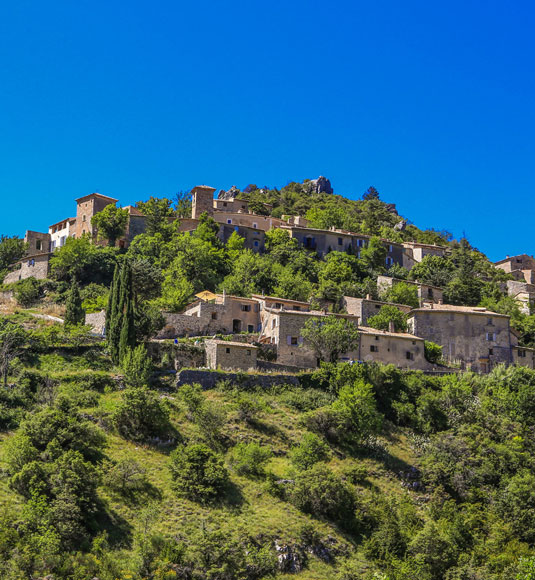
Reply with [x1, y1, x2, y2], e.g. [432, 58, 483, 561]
[301, 406, 342, 443]
[424, 341, 443, 364]
[289, 465, 355, 524]
[112, 387, 170, 442]
[102, 458, 148, 496]
[121, 344, 153, 388]
[367, 305, 408, 333]
[289, 432, 329, 470]
[235, 392, 262, 423]
[13, 277, 41, 306]
[229, 442, 272, 477]
[169, 443, 229, 502]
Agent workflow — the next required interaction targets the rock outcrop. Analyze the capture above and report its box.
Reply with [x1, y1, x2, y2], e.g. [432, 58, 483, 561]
[217, 185, 241, 200]
[304, 176, 333, 195]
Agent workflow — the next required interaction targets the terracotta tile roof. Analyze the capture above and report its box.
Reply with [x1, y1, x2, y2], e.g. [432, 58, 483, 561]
[409, 304, 509, 317]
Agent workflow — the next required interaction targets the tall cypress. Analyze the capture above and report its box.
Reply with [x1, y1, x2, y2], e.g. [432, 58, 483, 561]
[119, 291, 136, 362]
[106, 263, 120, 339]
[109, 264, 125, 364]
[64, 282, 85, 326]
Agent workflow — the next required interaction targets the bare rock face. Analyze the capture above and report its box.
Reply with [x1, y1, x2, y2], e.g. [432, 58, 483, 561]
[217, 185, 241, 200]
[305, 176, 333, 195]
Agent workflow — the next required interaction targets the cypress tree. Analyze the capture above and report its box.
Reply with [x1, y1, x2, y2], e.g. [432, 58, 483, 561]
[119, 292, 136, 363]
[108, 264, 125, 364]
[105, 263, 120, 339]
[64, 282, 85, 326]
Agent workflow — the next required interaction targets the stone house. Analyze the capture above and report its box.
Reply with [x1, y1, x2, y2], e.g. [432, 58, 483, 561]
[495, 254, 535, 283]
[259, 308, 360, 367]
[357, 326, 431, 370]
[75, 193, 119, 239]
[377, 275, 443, 305]
[205, 339, 257, 371]
[407, 304, 513, 373]
[252, 295, 311, 312]
[512, 345, 535, 369]
[506, 280, 535, 315]
[157, 294, 262, 338]
[3, 252, 52, 284]
[402, 241, 448, 270]
[341, 296, 412, 325]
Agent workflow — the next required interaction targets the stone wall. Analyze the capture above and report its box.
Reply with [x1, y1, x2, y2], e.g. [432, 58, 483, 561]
[145, 340, 205, 370]
[4, 254, 50, 284]
[85, 310, 106, 335]
[341, 296, 411, 324]
[176, 369, 301, 390]
[359, 331, 431, 370]
[205, 340, 257, 371]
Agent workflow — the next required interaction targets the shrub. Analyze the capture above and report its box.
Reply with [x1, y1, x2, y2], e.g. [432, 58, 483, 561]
[367, 305, 408, 333]
[121, 344, 152, 388]
[235, 392, 262, 423]
[289, 465, 355, 524]
[102, 458, 148, 496]
[169, 443, 229, 502]
[289, 433, 329, 470]
[229, 442, 272, 477]
[13, 277, 41, 306]
[112, 387, 170, 442]
[424, 341, 443, 364]
[301, 406, 342, 443]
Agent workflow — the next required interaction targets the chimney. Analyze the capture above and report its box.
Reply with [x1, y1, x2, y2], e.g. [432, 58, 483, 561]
[388, 320, 395, 333]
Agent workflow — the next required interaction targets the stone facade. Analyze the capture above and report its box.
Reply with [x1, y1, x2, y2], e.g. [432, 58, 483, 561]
[377, 276, 443, 305]
[341, 296, 411, 325]
[495, 255, 535, 284]
[402, 242, 447, 270]
[25, 230, 52, 255]
[506, 280, 535, 315]
[4, 253, 51, 283]
[358, 327, 431, 370]
[191, 185, 217, 219]
[205, 339, 257, 371]
[74, 193, 118, 239]
[408, 305, 512, 373]
[512, 345, 535, 369]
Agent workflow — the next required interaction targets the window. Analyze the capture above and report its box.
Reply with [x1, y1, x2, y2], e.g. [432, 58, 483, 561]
[386, 257, 393, 266]
[428, 288, 434, 298]
[211, 312, 218, 320]
[253, 223, 258, 229]
[254, 240, 259, 247]
[226, 347, 230, 354]
[82, 215, 86, 222]
[227, 219, 232, 224]
[338, 237, 343, 245]
[248, 325, 254, 333]
[223, 202, 227, 207]
[406, 351, 414, 360]
[486, 332, 496, 341]
[388, 244, 393, 252]
[487, 318, 494, 326]
[36, 240, 42, 251]
[271, 319, 277, 329]
[246, 349, 251, 355]
[357, 239, 364, 247]
[488, 348, 494, 355]
[375, 304, 381, 309]
[375, 336, 380, 341]
[275, 303, 282, 309]
[519, 349, 526, 357]
[291, 337, 298, 345]
[241, 304, 251, 312]
[293, 306, 300, 311]
[370, 345, 378, 352]
[28, 259, 35, 267]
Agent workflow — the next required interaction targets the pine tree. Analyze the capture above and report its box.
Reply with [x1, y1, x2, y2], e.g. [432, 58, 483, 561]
[64, 282, 85, 326]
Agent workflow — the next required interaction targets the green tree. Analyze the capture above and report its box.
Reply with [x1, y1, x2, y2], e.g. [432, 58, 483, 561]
[301, 316, 360, 363]
[174, 189, 192, 218]
[121, 344, 152, 388]
[91, 204, 128, 247]
[64, 282, 86, 326]
[362, 186, 380, 200]
[169, 443, 229, 502]
[368, 305, 408, 332]
[359, 236, 387, 273]
[424, 341, 443, 364]
[289, 432, 330, 470]
[0, 320, 26, 387]
[0, 235, 27, 279]
[409, 255, 456, 288]
[381, 281, 420, 308]
[136, 196, 174, 237]
[13, 277, 41, 306]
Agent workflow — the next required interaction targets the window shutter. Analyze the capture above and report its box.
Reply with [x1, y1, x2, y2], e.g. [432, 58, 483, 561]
[287, 335, 292, 345]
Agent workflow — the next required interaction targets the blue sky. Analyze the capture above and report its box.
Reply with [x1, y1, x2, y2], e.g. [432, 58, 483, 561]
[1, 0, 534, 261]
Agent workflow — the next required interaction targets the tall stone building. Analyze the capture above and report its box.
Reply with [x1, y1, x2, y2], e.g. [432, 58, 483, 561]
[74, 193, 118, 239]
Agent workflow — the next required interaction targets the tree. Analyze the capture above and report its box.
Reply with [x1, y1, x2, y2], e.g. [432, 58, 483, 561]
[0, 320, 26, 387]
[381, 281, 419, 308]
[107, 262, 136, 364]
[169, 443, 229, 502]
[91, 205, 128, 247]
[359, 236, 387, 273]
[424, 341, 443, 364]
[409, 255, 455, 288]
[301, 316, 360, 363]
[135, 196, 174, 237]
[362, 186, 380, 200]
[174, 189, 192, 218]
[289, 432, 329, 470]
[64, 282, 85, 326]
[367, 305, 408, 332]
[332, 379, 383, 443]
[0, 235, 27, 278]
[121, 344, 152, 388]
[13, 277, 41, 306]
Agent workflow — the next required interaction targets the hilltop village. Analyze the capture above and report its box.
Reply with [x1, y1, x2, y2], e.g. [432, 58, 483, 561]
[5, 179, 535, 376]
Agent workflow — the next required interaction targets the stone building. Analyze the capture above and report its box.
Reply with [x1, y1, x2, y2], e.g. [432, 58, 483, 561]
[74, 193, 119, 239]
[156, 293, 262, 338]
[3, 252, 52, 284]
[402, 241, 448, 270]
[358, 326, 431, 370]
[341, 296, 411, 325]
[512, 345, 535, 369]
[407, 304, 513, 373]
[252, 295, 311, 312]
[205, 339, 257, 371]
[495, 254, 535, 283]
[377, 275, 443, 305]
[506, 280, 535, 315]
[259, 308, 360, 367]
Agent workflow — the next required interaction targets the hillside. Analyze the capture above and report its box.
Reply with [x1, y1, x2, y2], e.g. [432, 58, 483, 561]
[0, 181, 535, 579]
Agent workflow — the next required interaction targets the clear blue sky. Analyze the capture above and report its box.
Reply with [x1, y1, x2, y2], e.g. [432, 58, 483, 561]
[1, 0, 534, 261]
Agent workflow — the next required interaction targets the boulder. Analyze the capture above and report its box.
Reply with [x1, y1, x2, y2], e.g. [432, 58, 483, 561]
[305, 176, 333, 195]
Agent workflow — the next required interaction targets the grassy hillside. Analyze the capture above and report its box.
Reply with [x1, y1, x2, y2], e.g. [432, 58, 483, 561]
[0, 304, 535, 579]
